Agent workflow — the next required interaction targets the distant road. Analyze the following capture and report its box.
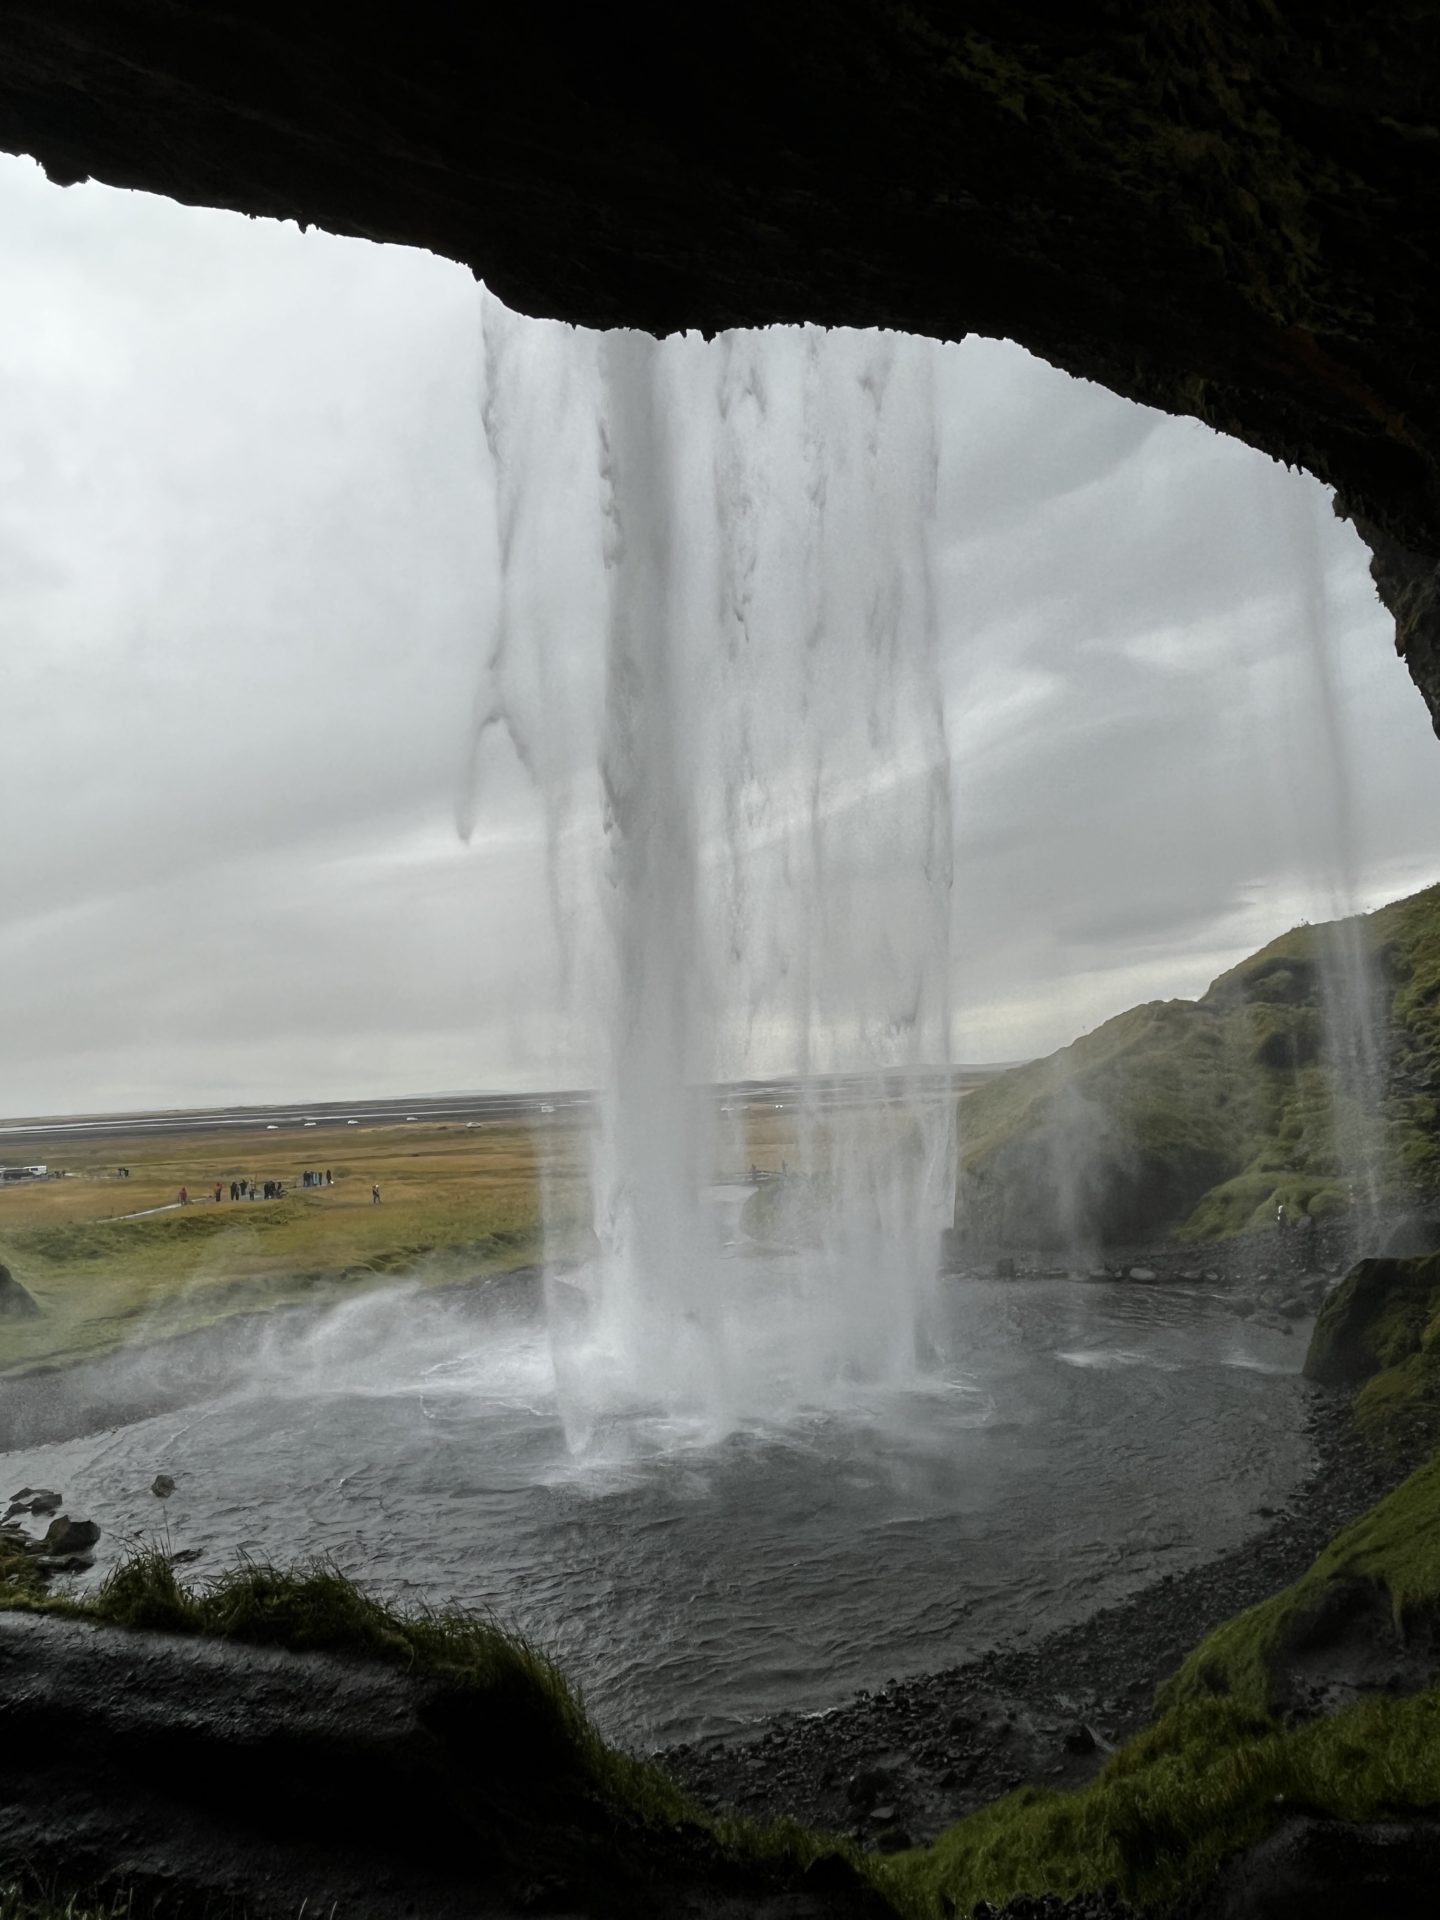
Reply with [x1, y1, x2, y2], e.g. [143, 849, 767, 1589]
[0, 1091, 595, 1145]
[0, 1065, 1013, 1147]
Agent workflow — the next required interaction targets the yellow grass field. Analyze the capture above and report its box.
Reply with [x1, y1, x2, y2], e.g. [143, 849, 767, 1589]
[0, 1086, 961, 1377]
[0, 1117, 592, 1376]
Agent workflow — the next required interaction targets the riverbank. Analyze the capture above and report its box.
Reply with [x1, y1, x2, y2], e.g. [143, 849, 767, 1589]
[665, 1386, 1413, 1855]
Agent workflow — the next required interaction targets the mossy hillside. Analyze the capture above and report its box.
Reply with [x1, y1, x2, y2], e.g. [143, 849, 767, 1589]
[956, 883, 1440, 1246]
[883, 1451, 1440, 1916]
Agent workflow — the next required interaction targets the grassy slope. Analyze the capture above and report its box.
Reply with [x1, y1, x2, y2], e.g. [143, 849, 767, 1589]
[957, 882, 1440, 1242]
[0, 1119, 591, 1374]
[883, 1450, 1440, 1916]
[0, 1552, 867, 1912]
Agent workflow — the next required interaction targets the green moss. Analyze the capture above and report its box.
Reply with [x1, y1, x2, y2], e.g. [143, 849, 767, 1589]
[885, 1689, 1440, 1917]
[0, 1531, 44, 1601]
[1303, 1255, 1440, 1406]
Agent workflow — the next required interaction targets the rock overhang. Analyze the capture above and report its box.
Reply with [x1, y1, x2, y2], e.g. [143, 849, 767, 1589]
[2, 3, 1438, 722]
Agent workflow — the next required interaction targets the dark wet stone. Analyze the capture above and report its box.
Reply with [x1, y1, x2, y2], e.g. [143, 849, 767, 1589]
[1200, 1814, 1440, 1919]
[3, 1490, 62, 1522]
[0, 1263, 40, 1319]
[31, 1517, 100, 1557]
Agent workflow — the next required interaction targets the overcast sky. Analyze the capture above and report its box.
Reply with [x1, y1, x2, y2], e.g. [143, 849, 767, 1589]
[2, 151, 1438, 1117]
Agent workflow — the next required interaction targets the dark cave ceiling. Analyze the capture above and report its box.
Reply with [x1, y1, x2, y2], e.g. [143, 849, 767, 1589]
[2, 3, 1437, 724]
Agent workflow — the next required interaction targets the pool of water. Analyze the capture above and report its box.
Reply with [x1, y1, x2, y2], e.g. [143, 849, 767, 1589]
[0, 1267, 1315, 1744]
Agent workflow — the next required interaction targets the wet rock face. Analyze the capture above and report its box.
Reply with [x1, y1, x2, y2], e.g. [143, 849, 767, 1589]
[0, 1263, 39, 1319]
[1204, 1815, 1440, 1920]
[1302, 1253, 1440, 1387]
[0, 7, 1439, 709]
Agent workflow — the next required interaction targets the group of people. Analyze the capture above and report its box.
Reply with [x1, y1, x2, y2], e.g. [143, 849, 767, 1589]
[177, 1174, 334, 1205]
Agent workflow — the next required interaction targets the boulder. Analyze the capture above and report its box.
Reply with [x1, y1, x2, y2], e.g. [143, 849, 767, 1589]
[0, 1263, 40, 1319]
[30, 1517, 100, 1558]
[1213, 1814, 1440, 1919]
[3, 1490, 61, 1522]
[1302, 1255, 1440, 1388]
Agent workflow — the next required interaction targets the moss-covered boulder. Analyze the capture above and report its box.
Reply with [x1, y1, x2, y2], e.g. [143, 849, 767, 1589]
[955, 884, 1440, 1250]
[1302, 1256, 1440, 1389]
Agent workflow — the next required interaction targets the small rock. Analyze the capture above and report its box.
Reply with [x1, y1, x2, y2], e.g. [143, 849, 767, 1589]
[1127, 1266, 1157, 1282]
[869, 1804, 896, 1823]
[3, 1490, 61, 1522]
[31, 1517, 100, 1557]
[168, 1546, 203, 1565]
[152, 1474, 176, 1498]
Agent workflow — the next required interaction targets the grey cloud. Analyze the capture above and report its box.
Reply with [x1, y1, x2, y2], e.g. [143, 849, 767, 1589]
[1, 153, 1439, 1111]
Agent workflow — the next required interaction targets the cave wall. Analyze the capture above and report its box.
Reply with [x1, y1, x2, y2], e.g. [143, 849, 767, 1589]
[2, 3, 1438, 723]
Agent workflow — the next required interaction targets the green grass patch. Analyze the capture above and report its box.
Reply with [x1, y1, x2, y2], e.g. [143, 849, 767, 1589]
[0, 1531, 44, 1600]
[1161, 1449, 1440, 1716]
[885, 1688, 1440, 1916]
[0, 1119, 594, 1376]
[0, 1890, 130, 1920]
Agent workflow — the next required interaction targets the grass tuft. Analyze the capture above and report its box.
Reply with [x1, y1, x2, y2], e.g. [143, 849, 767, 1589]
[0, 1551, 871, 1901]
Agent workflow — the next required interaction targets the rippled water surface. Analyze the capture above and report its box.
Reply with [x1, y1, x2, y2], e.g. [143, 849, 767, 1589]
[2, 1268, 1315, 1743]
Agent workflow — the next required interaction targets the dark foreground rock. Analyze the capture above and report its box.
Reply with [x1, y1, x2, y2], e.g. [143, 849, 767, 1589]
[0, 1611, 891, 1920]
[666, 1393, 1410, 1852]
[0, 1262, 40, 1319]
[1194, 1815, 1440, 1920]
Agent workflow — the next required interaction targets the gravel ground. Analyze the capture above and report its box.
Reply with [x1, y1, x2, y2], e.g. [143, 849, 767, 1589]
[663, 1386, 1410, 1855]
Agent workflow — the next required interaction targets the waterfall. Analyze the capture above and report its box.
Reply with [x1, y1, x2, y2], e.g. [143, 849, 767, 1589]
[465, 301, 955, 1450]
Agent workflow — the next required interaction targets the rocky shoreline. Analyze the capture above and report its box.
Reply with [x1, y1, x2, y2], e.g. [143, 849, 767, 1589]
[664, 1385, 1410, 1856]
